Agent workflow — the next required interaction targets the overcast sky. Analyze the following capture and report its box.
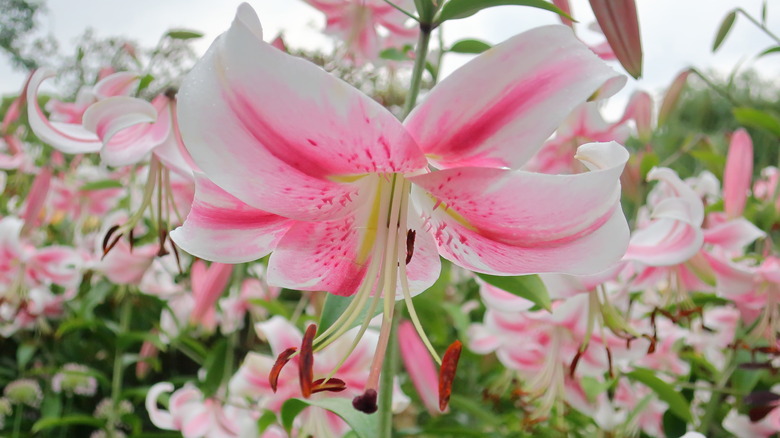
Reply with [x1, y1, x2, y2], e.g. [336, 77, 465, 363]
[1, 0, 778, 116]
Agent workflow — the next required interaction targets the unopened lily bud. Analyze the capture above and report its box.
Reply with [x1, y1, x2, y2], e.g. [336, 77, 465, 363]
[589, 0, 643, 79]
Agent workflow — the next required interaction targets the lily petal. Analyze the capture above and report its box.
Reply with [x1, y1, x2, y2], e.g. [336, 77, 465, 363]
[177, 4, 426, 222]
[405, 25, 625, 169]
[170, 173, 292, 264]
[82, 96, 164, 167]
[410, 142, 629, 275]
[27, 70, 102, 154]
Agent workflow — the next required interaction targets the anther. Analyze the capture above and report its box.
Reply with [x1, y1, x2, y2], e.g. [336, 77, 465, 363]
[300, 324, 317, 398]
[269, 347, 297, 393]
[312, 378, 347, 394]
[438, 340, 462, 411]
[406, 229, 416, 265]
[352, 389, 378, 414]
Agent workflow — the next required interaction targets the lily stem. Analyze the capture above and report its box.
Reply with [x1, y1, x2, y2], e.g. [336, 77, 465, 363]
[697, 352, 737, 434]
[378, 307, 400, 437]
[402, 23, 432, 119]
[109, 293, 133, 438]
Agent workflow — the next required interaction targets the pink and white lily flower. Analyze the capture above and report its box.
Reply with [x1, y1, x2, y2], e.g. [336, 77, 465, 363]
[305, 0, 417, 64]
[172, 3, 630, 408]
[228, 316, 409, 437]
[146, 382, 257, 438]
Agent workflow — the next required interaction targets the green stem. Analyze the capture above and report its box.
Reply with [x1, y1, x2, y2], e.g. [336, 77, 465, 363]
[736, 8, 780, 45]
[698, 353, 737, 434]
[378, 308, 400, 438]
[108, 296, 133, 437]
[382, 0, 419, 22]
[689, 68, 741, 107]
[12, 405, 23, 438]
[402, 24, 433, 119]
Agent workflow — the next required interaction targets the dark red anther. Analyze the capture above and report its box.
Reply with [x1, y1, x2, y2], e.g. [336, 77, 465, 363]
[157, 229, 170, 257]
[352, 389, 378, 413]
[128, 228, 135, 252]
[570, 349, 584, 378]
[102, 224, 121, 258]
[269, 347, 297, 393]
[312, 378, 347, 394]
[406, 229, 416, 265]
[299, 324, 317, 398]
[606, 346, 614, 379]
[438, 340, 462, 411]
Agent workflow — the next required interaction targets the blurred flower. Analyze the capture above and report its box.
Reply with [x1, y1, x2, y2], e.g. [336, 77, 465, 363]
[4, 379, 43, 408]
[51, 363, 98, 396]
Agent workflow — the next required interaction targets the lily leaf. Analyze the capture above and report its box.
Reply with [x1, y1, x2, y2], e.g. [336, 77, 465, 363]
[436, 0, 573, 24]
[449, 39, 492, 54]
[79, 179, 123, 191]
[281, 398, 377, 438]
[166, 29, 203, 40]
[625, 368, 692, 422]
[32, 416, 105, 433]
[712, 10, 737, 51]
[475, 273, 551, 311]
[733, 107, 780, 137]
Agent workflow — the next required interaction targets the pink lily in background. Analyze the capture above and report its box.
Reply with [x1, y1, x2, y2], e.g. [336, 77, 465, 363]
[172, 3, 630, 410]
[189, 260, 233, 331]
[305, 0, 417, 64]
[723, 128, 754, 220]
[228, 316, 409, 437]
[398, 320, 440, 415]
[525, 102, 630, 174]
[146, 382, 257, 438]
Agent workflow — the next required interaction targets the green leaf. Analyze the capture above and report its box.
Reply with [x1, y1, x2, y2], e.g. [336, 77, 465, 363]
[639, 152, 659, 179]
[79, 179, 123, 191]
[16, 343, 36, 370]
[625, 368, 692, 422]
[437, 0, 573, 24]
[318, 293, 382, 335]
[281, 398, 377, 438]
[449, 39, 492, 54]
[758, 46, 780, 58]
[379, 47, 411, 61]
[257, 409, 279, 433]
[733, 107, 780, 137]
[712, 10, 737, 51]
[448, 394, 503, 426]
[32, 415, 105, 433]
[475, 273, 551, 311]
[166, 29, 203, 40]
[248, 298, 290, 319]
[201, 339, 228, 397]
[137, 73, 155, 92]
[414, 0, 436, 21]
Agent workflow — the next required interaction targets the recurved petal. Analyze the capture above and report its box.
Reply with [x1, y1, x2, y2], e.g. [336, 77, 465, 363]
[146, 382, 176, 430]
[82, 96, 165, 167]
[405, 25, 625, 170]
[27, 70, 102, 154]
[623, 218, 703, 266]
[704, 218, 765, 252]
[410, 142, 629, 275]
[178, 4, 425, 221]
[92, 71, 139, 99]
[169, 173, 292, 264]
